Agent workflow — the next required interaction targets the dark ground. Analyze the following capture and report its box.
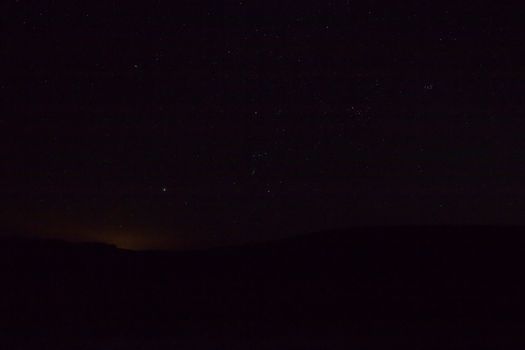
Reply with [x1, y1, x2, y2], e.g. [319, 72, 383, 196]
[2, 226, 525, 348]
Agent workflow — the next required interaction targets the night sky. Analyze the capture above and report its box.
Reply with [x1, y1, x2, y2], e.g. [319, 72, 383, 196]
[2, 1, 524, 249]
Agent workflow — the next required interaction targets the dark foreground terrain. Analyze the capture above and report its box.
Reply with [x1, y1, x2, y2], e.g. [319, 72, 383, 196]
[2, 226, 525, 348]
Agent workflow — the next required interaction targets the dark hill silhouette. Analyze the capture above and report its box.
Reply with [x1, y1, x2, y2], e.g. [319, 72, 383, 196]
[2, 227, 525, 348]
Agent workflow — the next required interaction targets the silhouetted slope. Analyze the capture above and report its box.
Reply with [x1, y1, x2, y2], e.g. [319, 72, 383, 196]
[1, 226, 525, 338]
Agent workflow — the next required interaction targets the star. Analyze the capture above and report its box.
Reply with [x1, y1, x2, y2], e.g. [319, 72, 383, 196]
[161, 187, 168, 192]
